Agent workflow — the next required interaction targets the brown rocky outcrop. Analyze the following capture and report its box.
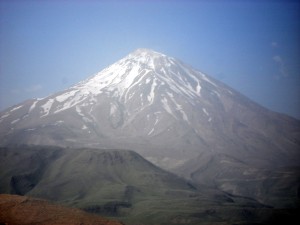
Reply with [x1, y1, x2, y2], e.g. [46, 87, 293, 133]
[0, 194, 124, 225]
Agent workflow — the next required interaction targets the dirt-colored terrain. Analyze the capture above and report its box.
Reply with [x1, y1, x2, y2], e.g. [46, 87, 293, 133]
[0, 194, 124, 225]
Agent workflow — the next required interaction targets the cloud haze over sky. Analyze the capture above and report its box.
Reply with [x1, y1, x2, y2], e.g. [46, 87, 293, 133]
[0, 0, 299, 118]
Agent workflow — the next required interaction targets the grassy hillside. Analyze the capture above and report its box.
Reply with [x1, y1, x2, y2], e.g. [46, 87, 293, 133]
[0, 145, 296, 225]
[174, 151, 300, 208]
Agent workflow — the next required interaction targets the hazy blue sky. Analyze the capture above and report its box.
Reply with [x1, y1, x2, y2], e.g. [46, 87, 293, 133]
[1, 0, 299, 118]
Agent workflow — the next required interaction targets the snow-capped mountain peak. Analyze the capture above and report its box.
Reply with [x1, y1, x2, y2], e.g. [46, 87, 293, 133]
[40, 48, 221, 118]
[1, 48, 299, 216]
[128, 48, 167, 59]
[1, 49, 299, 172]
[0, 48, 242, 141]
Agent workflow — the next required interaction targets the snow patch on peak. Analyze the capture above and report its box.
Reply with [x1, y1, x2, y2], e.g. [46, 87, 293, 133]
[53, 120, 64, 126]
[110, 102, 118, 116]
[202, 108, 212, 122]
[82, 124, 88, 130]
[10, 105, 23, 112]
[126, 49, 170, 70]
[147, 78, 158, 104]
[56, 90, 78, 102]
[40, 99, 54, 118]
[196, 81, 201, 96]
[162, 97, 174, 117]
[130, 48, 166, 58]
[145, 78, 151, 84]
[29, 100, 38, 113]
[76, 105, 85, 117]
[203, 108, 209, 116]
[200, 73, 217, 87]
[0, 113, 9, 120]
[11, 118, 20, 124]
